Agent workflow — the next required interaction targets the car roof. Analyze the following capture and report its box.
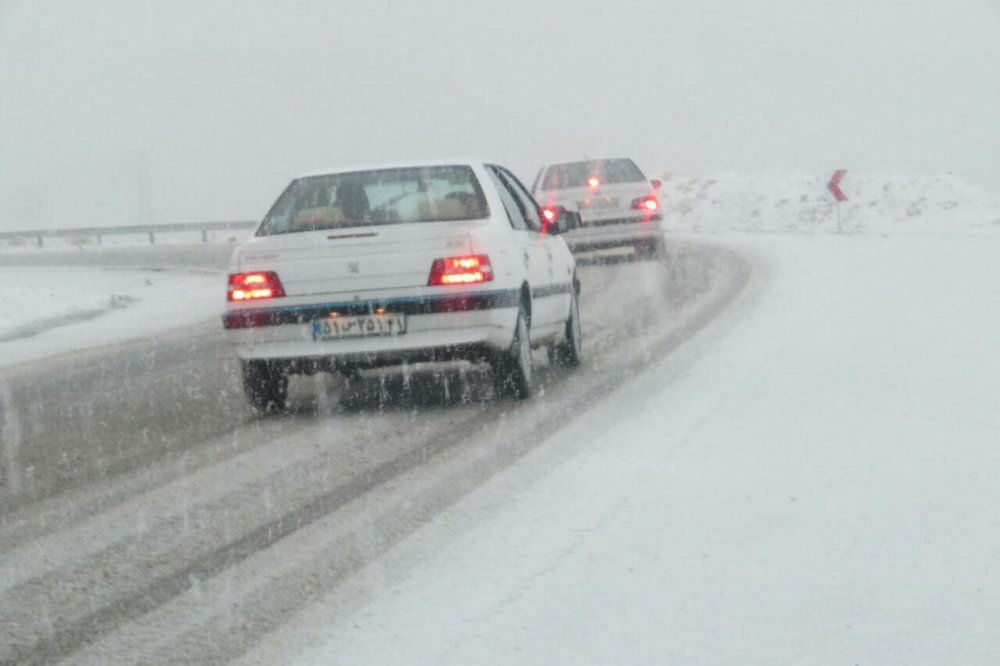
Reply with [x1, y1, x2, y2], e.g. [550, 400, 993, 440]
[540, 157, 639, 169]
[296, 159, 490, 179]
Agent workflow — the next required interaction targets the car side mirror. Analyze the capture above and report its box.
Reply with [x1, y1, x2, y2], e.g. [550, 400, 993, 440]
[651, 179, 662, 190]
[542, 205, 580, 234]
[560, 209, 582, 233]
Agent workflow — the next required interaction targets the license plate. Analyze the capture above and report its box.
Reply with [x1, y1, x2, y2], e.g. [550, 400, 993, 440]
[312, 313, 407, 340]
[579, 196, 620, 210]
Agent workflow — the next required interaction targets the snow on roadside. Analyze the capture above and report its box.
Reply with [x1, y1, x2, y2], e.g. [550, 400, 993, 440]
[662, 172, 1000, 234]
[244, 234, 1000, 665]
[0, 265, 224, 368]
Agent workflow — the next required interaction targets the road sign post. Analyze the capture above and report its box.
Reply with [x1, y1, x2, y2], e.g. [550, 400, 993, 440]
[827, 169, 848, 233]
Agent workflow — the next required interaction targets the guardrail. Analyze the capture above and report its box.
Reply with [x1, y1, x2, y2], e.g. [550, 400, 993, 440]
[0, 220, 258, 248]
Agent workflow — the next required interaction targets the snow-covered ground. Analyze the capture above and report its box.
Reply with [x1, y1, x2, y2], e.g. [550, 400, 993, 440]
[662, 172, 1000, 234]
[244, 233, 1000, 665]
[0, 265, 224, 368]
[3, 174, 999, 662]
[0, 230, 240, 368]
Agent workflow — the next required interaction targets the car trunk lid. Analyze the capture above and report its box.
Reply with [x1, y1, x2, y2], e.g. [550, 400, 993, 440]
[236, 222, 475, 296]
[537, 182, 653, 224]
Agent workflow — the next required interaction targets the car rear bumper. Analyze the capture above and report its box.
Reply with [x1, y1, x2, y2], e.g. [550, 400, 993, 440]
[564, 216, 663, 251]
[225, 303, 518, 366]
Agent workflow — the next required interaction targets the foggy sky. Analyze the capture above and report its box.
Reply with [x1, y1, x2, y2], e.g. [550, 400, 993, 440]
[1, 0, 998, 231]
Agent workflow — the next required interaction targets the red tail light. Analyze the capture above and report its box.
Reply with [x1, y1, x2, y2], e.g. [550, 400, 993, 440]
[586, 176, 601, 192]
[228, 271, 286, 301]
[632, 196, 660, 212]
[542, 207, 557, 223]
[428, 255, 493, 286]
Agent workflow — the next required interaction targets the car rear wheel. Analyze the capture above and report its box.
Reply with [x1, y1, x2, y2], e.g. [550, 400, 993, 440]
[242, 360, 289, 413]
[549, 290, 582, 368]
[634, 237, 663, 260]
[491, 303, 533, 399]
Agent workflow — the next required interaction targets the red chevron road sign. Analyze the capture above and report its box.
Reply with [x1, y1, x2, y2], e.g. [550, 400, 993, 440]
[828, 169, 848, 202]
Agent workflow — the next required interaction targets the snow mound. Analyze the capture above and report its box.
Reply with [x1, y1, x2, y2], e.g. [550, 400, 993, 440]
[0, 265, 223, 368]
[662, 173, 1000, 234]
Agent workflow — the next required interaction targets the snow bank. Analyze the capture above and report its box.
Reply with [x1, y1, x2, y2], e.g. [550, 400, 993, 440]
[0, 265, 223, 368]
[662, 172, 1000, 234]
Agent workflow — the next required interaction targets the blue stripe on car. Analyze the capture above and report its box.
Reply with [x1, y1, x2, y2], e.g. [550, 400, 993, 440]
[531, 282, 574, 299]
[224, 288, 522, 329]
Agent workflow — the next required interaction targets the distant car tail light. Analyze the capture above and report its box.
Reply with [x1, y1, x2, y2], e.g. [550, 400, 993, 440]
[428, 255, 494, 286]
[228, 271, 286, 301]
[586, 176, 601, 192]
[542, 207, 557, 223]
[632, 196, 660, 212]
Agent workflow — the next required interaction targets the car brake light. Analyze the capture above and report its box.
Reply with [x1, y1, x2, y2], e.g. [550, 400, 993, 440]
[228, 271, 286, 301]
[632, 196, 659, 211]
[586, 176, 601, 191]
[542, 207, 557, 223]
[428, 255, 493, 286]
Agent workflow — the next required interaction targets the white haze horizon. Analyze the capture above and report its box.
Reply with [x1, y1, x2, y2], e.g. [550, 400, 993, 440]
[1, 0, 998, 231]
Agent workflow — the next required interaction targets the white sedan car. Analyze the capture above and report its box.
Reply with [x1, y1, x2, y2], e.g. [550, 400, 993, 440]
[224, 161, 582, 412]
[532, 157, 664, 257]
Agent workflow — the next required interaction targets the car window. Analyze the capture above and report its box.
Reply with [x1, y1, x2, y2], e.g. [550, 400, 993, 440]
[540, 158, 645, 190]
[257, 165, 489, 236]
[530, 168, 543, 194]
[485, 166, 528, 231]
[496, 166, 545, 232]
[489, 166, 543, 232]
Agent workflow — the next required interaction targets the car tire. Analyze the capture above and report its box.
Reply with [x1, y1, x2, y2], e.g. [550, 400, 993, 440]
[634, 237, 663, 260]
[549, 289, 582, 368]
[339, 365, 362, 381]
[242, 359, 289, 413]
[491, 303, 533, 399]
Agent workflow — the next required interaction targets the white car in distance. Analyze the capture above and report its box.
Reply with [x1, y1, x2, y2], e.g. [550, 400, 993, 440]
[532, 158, 664, 257]
[224, 161, 583, 412]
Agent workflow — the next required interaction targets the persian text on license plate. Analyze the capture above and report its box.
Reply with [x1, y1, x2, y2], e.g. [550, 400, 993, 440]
[312, 313, 407, 340]
[579, 196, 620, 210]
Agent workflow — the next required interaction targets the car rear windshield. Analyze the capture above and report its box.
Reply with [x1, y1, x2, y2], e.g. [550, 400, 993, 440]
[256, 165, 489, 236]
[540, 159, 645, 190]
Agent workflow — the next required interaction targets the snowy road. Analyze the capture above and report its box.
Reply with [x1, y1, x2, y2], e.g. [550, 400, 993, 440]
[6, 233, 995, 665]
[253, 233, 1000, 666]
[0, 240, 748, 664]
